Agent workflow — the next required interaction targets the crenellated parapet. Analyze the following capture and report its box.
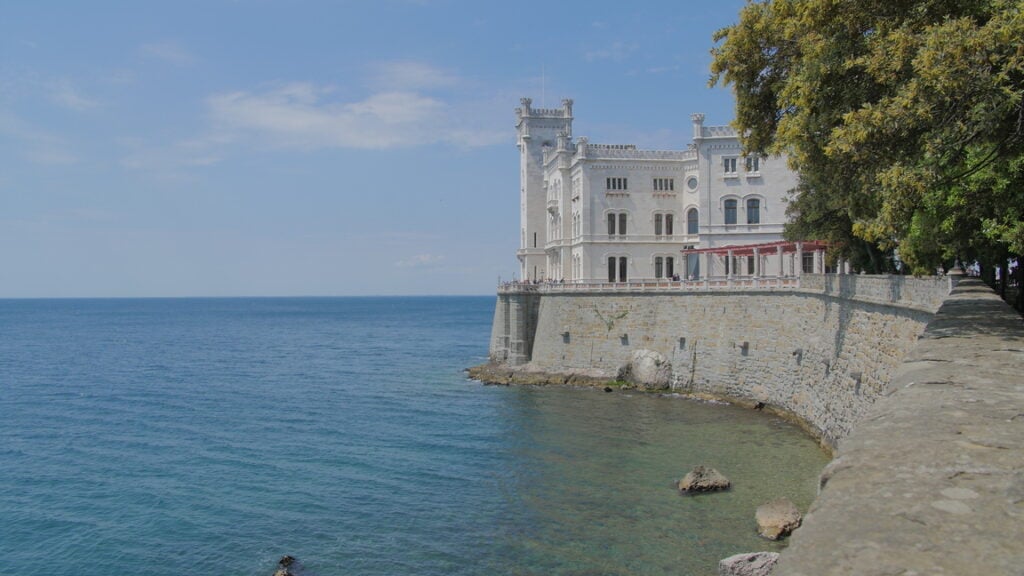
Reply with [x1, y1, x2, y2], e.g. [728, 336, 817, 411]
[516, 97, 574, 120]
[575, 144, 695, 161]
[700, 125, 737, 138]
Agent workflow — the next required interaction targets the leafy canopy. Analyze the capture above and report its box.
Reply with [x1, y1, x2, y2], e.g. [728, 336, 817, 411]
[711, 0, 1024, 273]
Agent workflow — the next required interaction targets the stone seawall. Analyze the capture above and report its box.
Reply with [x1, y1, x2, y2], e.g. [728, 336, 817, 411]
[776, 278, 1024, 574]
[478, 276, 1024, 573]
[485, 275, 950, 447]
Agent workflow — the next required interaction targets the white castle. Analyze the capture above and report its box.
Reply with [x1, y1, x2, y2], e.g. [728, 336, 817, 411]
[515, 97, 811, 283]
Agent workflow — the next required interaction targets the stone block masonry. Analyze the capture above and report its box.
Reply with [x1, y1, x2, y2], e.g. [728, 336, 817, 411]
[479, 275, 1024, 573]
[487, 274, 948, 447]
[776, 279, 1024, 574]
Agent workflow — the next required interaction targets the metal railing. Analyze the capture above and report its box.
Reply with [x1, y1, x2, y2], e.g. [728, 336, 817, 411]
[498, 276, 801, 294]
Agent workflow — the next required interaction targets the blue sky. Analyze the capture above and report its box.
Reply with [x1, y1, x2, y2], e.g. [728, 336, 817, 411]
[1, 0, 747, 297]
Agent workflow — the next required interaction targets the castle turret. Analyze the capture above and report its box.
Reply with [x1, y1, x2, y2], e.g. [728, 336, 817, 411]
[691, 113, 705, 141]
[515, 97, 573, 281]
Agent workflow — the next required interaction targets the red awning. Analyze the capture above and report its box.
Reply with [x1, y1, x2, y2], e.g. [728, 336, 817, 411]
[681, 240, 828, 257]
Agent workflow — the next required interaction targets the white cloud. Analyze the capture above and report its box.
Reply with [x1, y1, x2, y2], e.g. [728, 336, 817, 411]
[141, 42, 195, 67]
[369, 61, 459, 91]
[0, 68, 99, 111]
[645, 65, 681, 74]
[119, 134, 226, 178]
[0, 110, 77, 165]
[396, 254, 445, 268]
[206, 82, 504, 150]
[49, 81, 98, 111]
[585, 41, 638, 62]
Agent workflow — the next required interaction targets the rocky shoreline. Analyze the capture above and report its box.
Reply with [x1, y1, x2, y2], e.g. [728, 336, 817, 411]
[466, 362, 619, 388]
[466, 362, 835, 454]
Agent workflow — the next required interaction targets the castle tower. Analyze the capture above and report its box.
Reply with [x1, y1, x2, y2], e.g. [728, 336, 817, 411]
[515, 97, 573, 281]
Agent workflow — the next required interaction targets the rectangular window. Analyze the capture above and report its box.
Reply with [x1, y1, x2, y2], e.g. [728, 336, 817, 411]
[747, 199, 761, 224]
[666, 257, 675, 278]
[802, 252, 815, 274]
[619, 257, 628, 282]
[665, 214, 674, 235]
[654, 214, 663, 236]
[747, 256, 755, 275]
[607, 213, 616, 236]
[653, 178, 675, 191]
[618, 213, 627, 236]
[724, 199, 737, 225]
[655, 256, 663, 279]
[723, 157, 737, 175]
[745, 156, 760, 172]
[608, 257, 616, 282]
[606, 177, 628, 190]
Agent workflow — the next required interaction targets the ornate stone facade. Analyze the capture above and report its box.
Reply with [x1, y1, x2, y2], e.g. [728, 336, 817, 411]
[514, 97, 799, 282]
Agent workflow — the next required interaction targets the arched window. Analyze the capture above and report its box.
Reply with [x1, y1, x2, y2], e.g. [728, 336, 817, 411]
[747, 198, 761, 224]
[724, 199, 737, 225]
[654, 213, 673, 236]
[607, 212, 628, 236]
[654, 256, 676, 279]
[608, 256, 628, 282]
[687, 208, 699, 235]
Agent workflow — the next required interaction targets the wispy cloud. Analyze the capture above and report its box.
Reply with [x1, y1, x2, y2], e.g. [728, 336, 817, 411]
[0, 110, 78, 165]
[0, 67, 99, 111]
[584, 41, 638, 62]
[369, 61, 459, 91]
[395, 254, 445, 268]
[119, 134, 227, 178]
[645, 65, 681, 74]
[206, 80, 504, 150]
[49, 81, 99, 111]
[141, 42, 195, 67]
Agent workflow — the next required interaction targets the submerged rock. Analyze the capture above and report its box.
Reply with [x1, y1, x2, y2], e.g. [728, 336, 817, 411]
[678, 465, 731, 493]
[617, 349, 672, 390]
[756, 498, 802, 540]
[718, 552, 780, 576]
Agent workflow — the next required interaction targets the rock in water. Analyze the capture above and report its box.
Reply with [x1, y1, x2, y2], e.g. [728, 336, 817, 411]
[278, 556, 295, 567]
[718, 552, 780, 576]
[678, 465, 731, 493]
[755, 498, 802, 540]
[618, 349, 671, 389]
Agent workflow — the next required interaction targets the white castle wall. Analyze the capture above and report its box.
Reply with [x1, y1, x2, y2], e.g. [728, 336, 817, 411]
[488, 275, 951, 445]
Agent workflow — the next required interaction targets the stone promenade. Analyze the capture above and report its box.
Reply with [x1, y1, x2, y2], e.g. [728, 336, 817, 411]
[777, 279, 1024, 575]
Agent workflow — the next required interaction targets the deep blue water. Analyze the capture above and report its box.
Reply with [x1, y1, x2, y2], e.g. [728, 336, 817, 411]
[0, 297, 828, 576]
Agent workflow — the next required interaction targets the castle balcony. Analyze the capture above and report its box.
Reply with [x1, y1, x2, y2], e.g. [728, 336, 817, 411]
[516, 248, 545, 260]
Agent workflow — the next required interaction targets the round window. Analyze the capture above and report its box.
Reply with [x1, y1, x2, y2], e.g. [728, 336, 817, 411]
[686, 177, 698, 191]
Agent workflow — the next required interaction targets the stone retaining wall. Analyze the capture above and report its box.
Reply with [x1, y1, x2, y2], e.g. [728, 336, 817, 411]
[487, 274, 950, 446]
[482, 276, 1024, 573]
[776, 278, 1024, 574]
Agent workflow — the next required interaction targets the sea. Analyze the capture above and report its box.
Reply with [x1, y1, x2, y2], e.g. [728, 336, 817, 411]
[0, 297, 830, 576]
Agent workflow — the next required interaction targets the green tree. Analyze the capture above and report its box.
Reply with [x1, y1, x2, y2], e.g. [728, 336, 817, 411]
[710, 0, 1024, 278]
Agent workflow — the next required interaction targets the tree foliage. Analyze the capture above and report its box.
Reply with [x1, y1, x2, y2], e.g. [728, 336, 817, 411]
[711, 0, 1024, 274]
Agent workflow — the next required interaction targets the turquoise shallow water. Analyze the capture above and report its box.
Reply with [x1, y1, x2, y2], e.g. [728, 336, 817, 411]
[0, 297, 829, 576]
